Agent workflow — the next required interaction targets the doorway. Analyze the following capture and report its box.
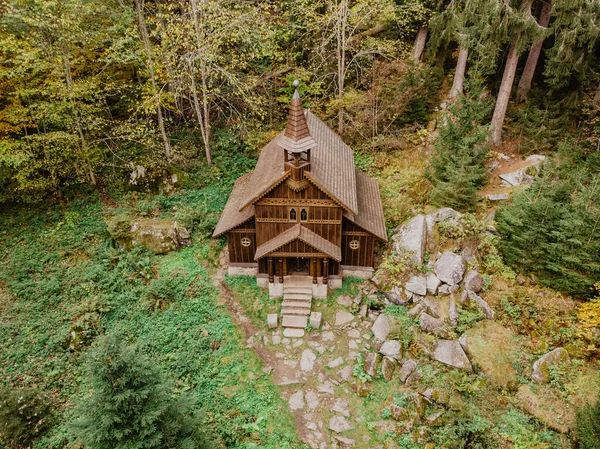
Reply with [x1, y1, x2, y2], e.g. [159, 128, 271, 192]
[288, 257, 309, 274]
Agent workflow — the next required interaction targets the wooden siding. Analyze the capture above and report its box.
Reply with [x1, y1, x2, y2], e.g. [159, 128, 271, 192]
[341, 219, 374, 268]
[255, 180, 343, 249]
[227, 218, 256, 264]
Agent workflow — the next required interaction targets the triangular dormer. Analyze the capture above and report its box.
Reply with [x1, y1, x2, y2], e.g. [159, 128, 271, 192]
[279, 81, 316, 191]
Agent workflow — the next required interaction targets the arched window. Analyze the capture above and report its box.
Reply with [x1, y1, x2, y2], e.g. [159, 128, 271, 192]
[289, 208, 297, 222]
[300, 208, 308, 221]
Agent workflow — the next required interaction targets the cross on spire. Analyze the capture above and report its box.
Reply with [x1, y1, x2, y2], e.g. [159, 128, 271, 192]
[279, 80, 317, 153]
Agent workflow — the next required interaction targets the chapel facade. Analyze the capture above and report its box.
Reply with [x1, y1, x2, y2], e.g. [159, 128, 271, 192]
[213, 82, 387, 298]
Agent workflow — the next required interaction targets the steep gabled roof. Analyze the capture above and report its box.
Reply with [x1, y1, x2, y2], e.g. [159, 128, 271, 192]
[254, 224, 342, 261]
[212, 173, 255, 237]
[239, 110, 358, 214]
[344, 170, 388, 241]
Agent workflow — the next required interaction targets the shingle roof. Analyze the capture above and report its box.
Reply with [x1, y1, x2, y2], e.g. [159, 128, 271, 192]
[254, 224, 342, 261]
[239, 110, 358, 214]
[344, 170, 388, 241]
[279, 90, 317, 153]
[212, 173, 255, 237]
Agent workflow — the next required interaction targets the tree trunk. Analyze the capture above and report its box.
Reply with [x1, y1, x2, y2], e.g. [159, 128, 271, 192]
[62, 45, 96, 186]
[491, 33, 521, 145]
[449, 45, 469, 99]
[135, 0, 171, 160]
[594, 81, 600, 105]
[412, 26, 428, 63]
[516, 0, 552, 102]
[189, 0, 212, 164]
[337, 0, 349, 135]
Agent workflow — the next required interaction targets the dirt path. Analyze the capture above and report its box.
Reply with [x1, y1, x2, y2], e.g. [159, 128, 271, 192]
[212, 250, 384, 449]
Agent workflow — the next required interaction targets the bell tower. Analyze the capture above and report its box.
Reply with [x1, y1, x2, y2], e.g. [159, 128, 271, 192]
[280, 80, 316, 191]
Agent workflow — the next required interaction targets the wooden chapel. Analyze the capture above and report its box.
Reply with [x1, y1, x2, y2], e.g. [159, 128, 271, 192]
[213, 81, 387, 302]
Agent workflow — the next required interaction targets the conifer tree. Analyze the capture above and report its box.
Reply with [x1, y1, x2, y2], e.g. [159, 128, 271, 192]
[543, 0, 600, 92]
[427, 81, 492, 211]
[70, 334, 212, 449]
[496, 143, 600, 297]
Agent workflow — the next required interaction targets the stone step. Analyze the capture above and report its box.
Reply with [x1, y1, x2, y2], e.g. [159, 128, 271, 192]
[282, 315, 308, 329]
[281, 307, 311, 316]
[282, 300, 312, 308]
[283, 328, 305, 338]
[284, 287, 313, 294]
[283, 293, 313, 301]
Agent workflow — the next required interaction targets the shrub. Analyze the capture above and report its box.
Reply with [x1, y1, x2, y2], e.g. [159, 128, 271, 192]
[576, 392, 600, 449]
[0, 386, 50, 446]
[427, 80, 493, 211]
[70, 334, 213, 449]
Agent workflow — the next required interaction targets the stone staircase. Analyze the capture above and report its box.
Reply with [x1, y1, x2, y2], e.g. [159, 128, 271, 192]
[281, 275, 313, 330]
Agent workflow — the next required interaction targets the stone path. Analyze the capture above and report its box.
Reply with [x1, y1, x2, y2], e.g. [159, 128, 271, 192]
[214, 250, 389, 448]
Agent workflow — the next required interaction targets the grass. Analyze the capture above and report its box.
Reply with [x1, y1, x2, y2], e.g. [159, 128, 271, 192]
[0, 193, 303, 448]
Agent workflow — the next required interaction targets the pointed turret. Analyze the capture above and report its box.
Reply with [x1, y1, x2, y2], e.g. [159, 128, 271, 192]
[279, 80, 317, 153]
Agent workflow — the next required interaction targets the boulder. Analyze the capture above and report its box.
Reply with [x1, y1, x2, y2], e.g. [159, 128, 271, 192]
[432, 340, 472, 372]
[426, 273, 441, 295]
[467, 291, 495, 319]
[371, 314, 391, 341]
[381, 356, 397, 381]
[398, 359, 417, 383]
[392, 215, 427, 264]
[406, 275, 427, 296]
[383, 286, 410, 305]
[408, 303, 425, 318]
[389, 404, 410, 421]
[106, 216, 191, 254]
[517, 384, 574, 433]
[364, 352, 382, 378]
[463, 270, 483, 293]
[459, 321, 520, 389]
[411, 394, 428, 417]
[532, 348, 570, 384]
[448, 296, 458, 327]
[380, 340, 402, 360]
[438, 284, 450, 295]
[331, 398, 351, 417]
[426, 411, 445, 427]
[419, 312, 443, 334]
[428, 207, 461, 223]
[500, 156, 545, 187]
[434, 252, 466, 285]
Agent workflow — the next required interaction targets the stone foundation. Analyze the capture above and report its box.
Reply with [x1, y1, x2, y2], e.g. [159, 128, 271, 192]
[341, 266, 374, 280]
[227, 264, 258, 277]
[268, 280, 284, 298]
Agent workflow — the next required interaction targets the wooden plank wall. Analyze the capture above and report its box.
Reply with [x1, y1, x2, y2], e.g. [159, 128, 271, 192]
[227, 218, 256, 264]
[341, 219, 374, 268]
[254, 181, 342, 248]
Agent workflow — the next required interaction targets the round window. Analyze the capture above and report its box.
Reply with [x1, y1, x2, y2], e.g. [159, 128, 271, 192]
[349, 240, 360, 250]
[241, 237, 251, 247]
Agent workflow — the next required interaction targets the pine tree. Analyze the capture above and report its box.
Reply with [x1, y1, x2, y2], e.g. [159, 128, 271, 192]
[427, 81, 492, 211]
[70, 334, 212, 449]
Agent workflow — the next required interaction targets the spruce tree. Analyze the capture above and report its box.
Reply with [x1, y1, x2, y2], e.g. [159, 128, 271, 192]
[496, 142, 600, 297]
[427, 81, 492, 211]
[70, 334, 212, 449]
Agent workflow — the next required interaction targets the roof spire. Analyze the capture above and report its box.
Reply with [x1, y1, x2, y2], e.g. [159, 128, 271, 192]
[279, 80, 317, 153]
